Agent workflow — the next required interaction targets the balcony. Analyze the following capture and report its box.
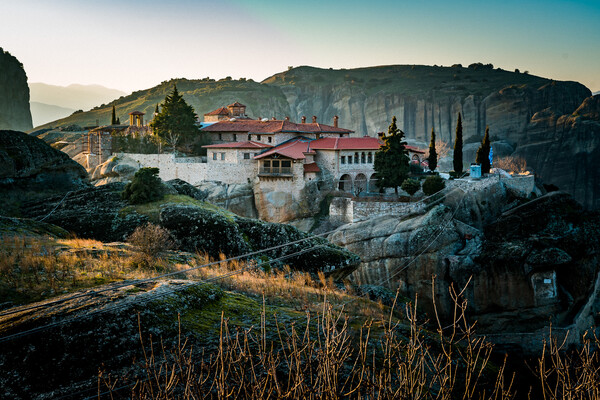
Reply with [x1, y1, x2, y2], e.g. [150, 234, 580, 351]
[258, 166, 293, 178]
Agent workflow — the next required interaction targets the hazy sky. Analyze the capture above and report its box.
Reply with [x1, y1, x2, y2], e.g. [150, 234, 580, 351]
[1, 0, 598, 93]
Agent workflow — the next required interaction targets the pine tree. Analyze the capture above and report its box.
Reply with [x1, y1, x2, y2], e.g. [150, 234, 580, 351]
[111, 105, 117, 125]
[427, 128, 438, 172]
[374, 116, 410, 194]
[453, 112, 463, 174]
[150, 85, 202, 153]
[476, 126, 491, 174]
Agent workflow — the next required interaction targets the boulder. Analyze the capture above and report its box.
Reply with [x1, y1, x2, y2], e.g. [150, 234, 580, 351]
[0, 130, 89, 216]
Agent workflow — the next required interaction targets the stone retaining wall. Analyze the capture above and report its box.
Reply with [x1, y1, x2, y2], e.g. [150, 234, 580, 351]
[330, 197, 425, 224]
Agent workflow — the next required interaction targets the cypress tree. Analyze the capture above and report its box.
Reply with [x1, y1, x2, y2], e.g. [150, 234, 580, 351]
[111, 105, 117, 125]
[453, 112, 463, 174]
[373, 116, 410, 195]
[476, 126, 491, 174]
[427, 128, 438, 172]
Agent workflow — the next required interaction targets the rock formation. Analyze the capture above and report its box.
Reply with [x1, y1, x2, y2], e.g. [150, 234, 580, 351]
[329, 181, 600, 345]
[0, 130, 89, 216]
[0, 49, 32, 131]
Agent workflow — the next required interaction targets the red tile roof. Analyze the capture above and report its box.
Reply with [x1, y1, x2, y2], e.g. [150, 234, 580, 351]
[203, 141, 273, 149]
[201, 119, 353, 134]
[254, 139, 312, 160]
[303, 162, 320, 173]
[406, 145, 426, 154]
[310, 136, 383, 150]
[205, 106, 230, 116]
[228, 101, 246, 107]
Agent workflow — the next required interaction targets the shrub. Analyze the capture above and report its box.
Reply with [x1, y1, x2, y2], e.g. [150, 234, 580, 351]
[122, 167, 164, 205]
[409, 163, 424, 175]
[127, 223, 174, 258]
[401, 178, 421, 196]
[422, 175, 446, 196]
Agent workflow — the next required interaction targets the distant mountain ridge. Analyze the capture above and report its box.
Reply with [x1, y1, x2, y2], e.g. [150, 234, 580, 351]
[29, 83, 126, 112]
[30, 102, 75, 127]
[36, 64, 600, 209]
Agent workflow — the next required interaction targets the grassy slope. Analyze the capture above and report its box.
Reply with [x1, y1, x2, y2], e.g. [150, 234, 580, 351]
[35, 65, 557, 131]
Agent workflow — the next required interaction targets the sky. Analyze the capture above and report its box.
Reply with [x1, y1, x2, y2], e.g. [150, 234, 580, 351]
[1, 0, 599, 93]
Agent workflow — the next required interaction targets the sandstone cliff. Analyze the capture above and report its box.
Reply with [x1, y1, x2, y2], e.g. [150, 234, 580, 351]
[0, 48, 32, 131]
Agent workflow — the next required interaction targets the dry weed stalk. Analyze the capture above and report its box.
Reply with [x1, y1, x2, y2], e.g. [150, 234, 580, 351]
[537, 330, 600, 400]
[109, 279, 517, 399]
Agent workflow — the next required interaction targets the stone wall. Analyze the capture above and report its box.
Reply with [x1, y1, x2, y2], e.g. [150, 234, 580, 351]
[329, 196, 426, 224]
[117, 152, 255, 185]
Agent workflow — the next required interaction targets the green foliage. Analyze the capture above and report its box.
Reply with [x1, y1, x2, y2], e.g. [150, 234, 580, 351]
[150, 85, 203, 153]
[373, 116, 410, 193]
[111, 105, 117, 125]
[422, 175, 446, 196]
[428, 128, 438, 171]
[401, 178, 421, 196]
[453, 113, 463, 173]
[475, 126, 491, 174]
[122, 167, 164, 205]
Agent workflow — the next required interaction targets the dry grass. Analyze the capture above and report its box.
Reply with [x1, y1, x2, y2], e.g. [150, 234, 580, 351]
[104, 282, 517, 399]
[0, 235, 173, 305]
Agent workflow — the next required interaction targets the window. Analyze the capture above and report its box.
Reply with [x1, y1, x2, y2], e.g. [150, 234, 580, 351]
[361, 152, 366, 163]
[368, 152, 372, 163]
[268, 136, 272, 143]
[233, 134, 237, 141]
[218, 133, 222, 141]
[257, 135, 262, 141]
[260, 159, 292, 175]
[341, 156, 346, 164]
[221, 152, 225, 161]
[243, 153, 250, 160]
[348, 156, 353, 164]
[248, 134, 252, 141]
[213, 153, 217, 160]
[354, 153, 359, 164]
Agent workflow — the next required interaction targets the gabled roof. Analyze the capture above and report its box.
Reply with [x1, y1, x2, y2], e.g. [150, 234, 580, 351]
[310, 136, 383, 150]
[129, 111, 145, 115]
[228, 101, 246, 107]
[203, 141, 273, 149]
[254, 138, 313, 160]
[201, 119, 353, 135]
[205, 106, 230, 116]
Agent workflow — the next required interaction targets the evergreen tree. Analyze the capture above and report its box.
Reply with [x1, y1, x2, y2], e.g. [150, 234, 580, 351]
[427, 128, 438, 172]
[150, 85, 201, 152]
[475, 126, 491, 174]
[122, 167, 164, 205]
[111, 105, 117, 125]
[374, 116, 410, 194]
[453, 112, 463, 174]
[401, 178, 421, 196]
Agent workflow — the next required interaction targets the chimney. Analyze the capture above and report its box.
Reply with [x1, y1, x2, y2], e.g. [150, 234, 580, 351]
[333, 115, 339, 128]
[285, 116, 290, 121]
[301, 116, 306, 124]
[272, 116, 276, 120]
[312, 116, 317, 123]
